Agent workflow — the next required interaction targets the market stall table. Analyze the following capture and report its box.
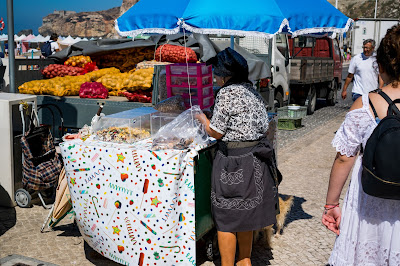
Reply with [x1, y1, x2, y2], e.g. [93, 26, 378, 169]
[60, 137, 214, 265]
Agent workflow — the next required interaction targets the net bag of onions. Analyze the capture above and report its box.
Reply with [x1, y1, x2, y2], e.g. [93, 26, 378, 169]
[79, 82, 109, 99]
[155, 44, 197, 63]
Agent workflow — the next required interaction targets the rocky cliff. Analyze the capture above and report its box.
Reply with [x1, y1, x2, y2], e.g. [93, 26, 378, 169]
[39, 7, 121, 38]
[327, 0, 399, 19]
[120, 0, 139, 16]
[38, 0, 139, 38]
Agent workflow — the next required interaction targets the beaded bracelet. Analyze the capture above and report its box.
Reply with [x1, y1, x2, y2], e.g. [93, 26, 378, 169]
[324, 203, 339, 214]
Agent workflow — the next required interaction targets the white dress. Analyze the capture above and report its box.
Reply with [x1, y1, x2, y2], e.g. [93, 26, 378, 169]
[329, 94, 400, 266]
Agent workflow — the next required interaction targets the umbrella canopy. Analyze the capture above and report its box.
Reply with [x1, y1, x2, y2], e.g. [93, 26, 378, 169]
[115, 0, 352, 38]
[51, 168, 72, 222]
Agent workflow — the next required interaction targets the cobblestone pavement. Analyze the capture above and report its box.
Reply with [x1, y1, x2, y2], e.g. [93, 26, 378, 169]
[0, 80, 355, 266]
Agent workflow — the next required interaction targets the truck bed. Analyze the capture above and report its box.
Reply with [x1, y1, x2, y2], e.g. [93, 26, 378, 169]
[290, 57, 334, 84]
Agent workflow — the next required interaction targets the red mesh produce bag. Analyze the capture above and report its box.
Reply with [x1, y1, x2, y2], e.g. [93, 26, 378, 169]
[41, 64, 84, 79]
[79, 82, 109, 99]
[155, 44, 197, 63]
[123, 90, 152, 103]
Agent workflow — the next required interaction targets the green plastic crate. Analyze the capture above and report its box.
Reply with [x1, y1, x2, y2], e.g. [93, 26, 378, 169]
[278, 118, 302, 130]
[277, 106, 307, 119]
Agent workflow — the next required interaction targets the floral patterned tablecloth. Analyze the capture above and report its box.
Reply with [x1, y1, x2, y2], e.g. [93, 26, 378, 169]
[60, 138, 206, 266]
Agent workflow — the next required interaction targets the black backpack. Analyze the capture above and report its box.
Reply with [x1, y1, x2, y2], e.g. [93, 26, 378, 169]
[41, 41, 52, 57]
[362, 91, 400, 200]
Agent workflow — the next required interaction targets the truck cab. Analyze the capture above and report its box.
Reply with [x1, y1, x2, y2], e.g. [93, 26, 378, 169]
[271, 34, 291, 108]
[238, 34, 290, 111]
[288, 36, 342, 114]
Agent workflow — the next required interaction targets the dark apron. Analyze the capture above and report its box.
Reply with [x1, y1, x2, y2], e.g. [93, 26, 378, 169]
[211, 136, 279, 232]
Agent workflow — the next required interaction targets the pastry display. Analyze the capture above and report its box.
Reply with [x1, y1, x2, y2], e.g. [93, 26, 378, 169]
[96, 127, 150, 143]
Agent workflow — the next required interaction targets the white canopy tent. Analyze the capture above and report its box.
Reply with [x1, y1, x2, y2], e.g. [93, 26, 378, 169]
[0, 34, 7, 41]
[59, 35, 77, 46]
[15, 34, 26, 41]
[28, 34, 48, 43]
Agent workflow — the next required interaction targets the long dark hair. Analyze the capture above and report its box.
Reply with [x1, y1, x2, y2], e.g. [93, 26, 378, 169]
[376, 24, 400, 86]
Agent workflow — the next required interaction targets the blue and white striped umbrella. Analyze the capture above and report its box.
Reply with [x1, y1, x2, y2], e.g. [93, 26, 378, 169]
[115, 0, 352, 38]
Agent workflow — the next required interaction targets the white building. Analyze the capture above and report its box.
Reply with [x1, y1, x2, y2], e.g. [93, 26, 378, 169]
[351, 18, 399, 56]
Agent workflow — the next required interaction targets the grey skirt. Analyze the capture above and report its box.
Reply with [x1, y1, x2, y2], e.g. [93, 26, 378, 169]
[211, 137, 278, 232]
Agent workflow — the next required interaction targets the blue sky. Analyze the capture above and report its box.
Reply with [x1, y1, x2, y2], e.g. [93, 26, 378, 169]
[0, 0, 123, 35]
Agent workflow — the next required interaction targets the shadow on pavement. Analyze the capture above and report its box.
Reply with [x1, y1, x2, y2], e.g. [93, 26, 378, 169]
[84, 241, 122, 265]
[284, 195, 313, 227]
[52, 222, 82, 237]
[0, 207, 16, 236]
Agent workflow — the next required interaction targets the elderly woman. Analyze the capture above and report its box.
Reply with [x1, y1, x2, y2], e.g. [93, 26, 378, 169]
[197, 47, 278, 266]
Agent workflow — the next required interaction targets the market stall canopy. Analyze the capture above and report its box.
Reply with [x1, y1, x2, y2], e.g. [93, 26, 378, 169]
[49, 34, 269, 80]
[29, 34, 48, 43]
[211, 40, 270, 81]
[59, 35, 77, 46]
[115, 0, 352, 38]
[15, 34, 26, 41]
[50, 34, 214, 61]
[22, 34, 36, 42]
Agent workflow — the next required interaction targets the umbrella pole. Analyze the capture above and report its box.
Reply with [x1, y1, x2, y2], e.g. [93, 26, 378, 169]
[41, 204, 54, 233]
[6, 0, 16, 93]
[49, 206, 73, 228]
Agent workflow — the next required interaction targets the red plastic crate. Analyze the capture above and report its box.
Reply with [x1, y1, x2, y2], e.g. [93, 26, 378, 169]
[166, 63, 214, 109]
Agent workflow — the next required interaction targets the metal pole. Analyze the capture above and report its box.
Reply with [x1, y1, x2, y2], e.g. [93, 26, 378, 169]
[335, 0, 338, 8]
[230, 36, 235, 49]
[6, 0, 16, 93]
[373, 0, 378, 44]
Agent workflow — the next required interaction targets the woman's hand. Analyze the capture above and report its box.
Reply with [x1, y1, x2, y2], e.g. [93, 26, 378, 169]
[195, 113, 224, 139]
[322, 207, 341, 235]
[195, 113, 208, 126]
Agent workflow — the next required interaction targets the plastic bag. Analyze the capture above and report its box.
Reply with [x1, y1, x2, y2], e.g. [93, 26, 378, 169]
[152, 105, 209, 150]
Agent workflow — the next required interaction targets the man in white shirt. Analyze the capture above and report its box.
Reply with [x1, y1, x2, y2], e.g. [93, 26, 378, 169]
[50, 33, 60, 54]
[341, 39, 384, 101]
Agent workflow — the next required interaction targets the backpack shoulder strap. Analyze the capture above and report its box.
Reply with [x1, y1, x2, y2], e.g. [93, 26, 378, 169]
[369, 97, 378, 118]
[378, 91, 400, 116]
[378, 90, 393, 104]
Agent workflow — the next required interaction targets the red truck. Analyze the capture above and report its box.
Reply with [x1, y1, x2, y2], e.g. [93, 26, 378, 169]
[288, 36, 343, 114]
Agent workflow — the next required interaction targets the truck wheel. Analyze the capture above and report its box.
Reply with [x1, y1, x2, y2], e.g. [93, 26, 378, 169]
[307, 86, 316, 115]
[274, 91, 283, 113]
[326, 80, 337, 106]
